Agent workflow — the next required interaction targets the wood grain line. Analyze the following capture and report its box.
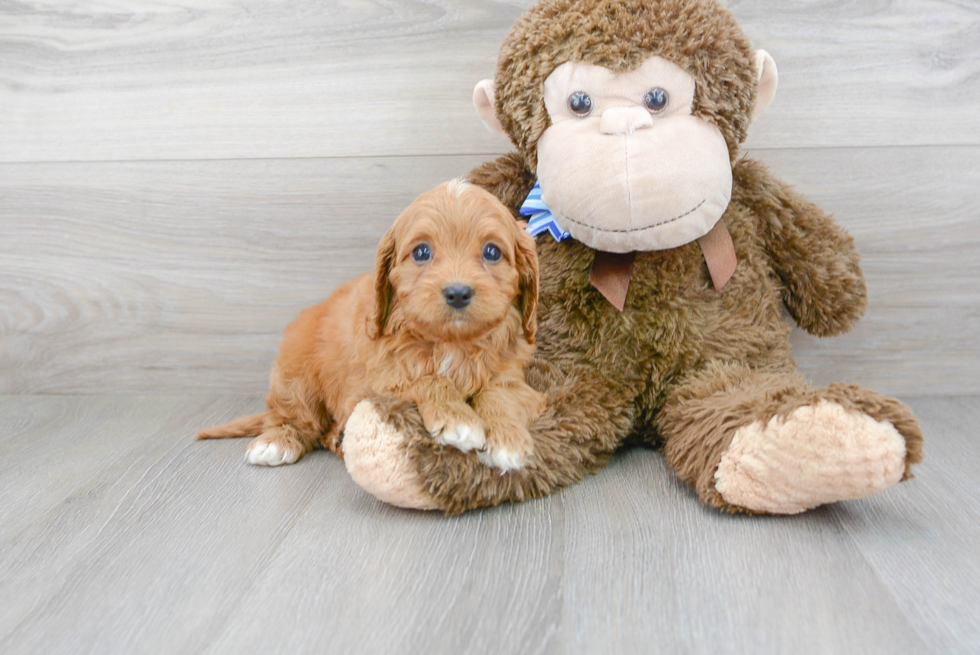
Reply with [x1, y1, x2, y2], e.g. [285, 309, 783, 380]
[2, 1, 978, 163]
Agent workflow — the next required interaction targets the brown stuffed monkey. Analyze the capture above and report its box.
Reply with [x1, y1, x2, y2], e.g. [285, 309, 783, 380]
[341, 0, 923, 514]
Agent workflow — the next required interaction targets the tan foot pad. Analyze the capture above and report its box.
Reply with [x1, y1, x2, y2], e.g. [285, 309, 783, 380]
[343, 400, 439, 510]
[715, 400, 907, 514]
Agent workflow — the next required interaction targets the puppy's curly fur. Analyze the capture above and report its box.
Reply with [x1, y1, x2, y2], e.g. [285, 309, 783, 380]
[198, 180, 544, 471]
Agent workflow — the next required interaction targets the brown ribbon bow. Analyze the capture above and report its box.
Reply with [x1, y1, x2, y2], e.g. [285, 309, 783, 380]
[588, 221, 738, 311]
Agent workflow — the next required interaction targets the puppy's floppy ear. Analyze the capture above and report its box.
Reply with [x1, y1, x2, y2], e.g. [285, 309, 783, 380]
[368, 227, 397, 340]
[513, 224, 540, 344]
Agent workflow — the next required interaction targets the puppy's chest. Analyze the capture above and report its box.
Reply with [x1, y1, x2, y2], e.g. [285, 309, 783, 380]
[433, 345, 491, 396]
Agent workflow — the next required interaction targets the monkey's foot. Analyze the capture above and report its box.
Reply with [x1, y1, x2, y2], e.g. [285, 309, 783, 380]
[714, 400, 907, 514]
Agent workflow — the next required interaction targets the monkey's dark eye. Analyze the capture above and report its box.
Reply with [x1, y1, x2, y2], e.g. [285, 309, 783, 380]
[644, 88, 669, 113]
[568, 91, 593, 117]
[482, 243, 502, 263]
[412, 244, 432, 263]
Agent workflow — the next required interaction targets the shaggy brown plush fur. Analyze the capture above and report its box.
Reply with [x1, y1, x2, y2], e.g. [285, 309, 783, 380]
[346, 0, 922, 514]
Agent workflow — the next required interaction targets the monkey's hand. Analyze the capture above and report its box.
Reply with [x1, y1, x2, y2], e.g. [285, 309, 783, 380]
[734, 158, 868, 337]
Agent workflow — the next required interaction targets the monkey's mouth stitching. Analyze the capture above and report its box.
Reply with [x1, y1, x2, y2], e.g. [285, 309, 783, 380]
[560, 199, 706, 234]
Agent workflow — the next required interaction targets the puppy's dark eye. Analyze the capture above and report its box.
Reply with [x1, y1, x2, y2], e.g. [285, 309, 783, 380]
[568, 91, 593, 117]
[412, 244, 431, 263]
[482, 243, 502, 263]
[644, 88, 668, 113]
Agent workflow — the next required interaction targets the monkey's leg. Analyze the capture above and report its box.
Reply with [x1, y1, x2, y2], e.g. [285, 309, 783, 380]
[343, 362, 636, 514]
[657, 362, 923, 514]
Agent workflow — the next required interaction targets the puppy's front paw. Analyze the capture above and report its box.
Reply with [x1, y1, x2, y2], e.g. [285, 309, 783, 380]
[435, 421, 487, 452]
[246, 435, 302, 466]
[420, 403, 486, 452]
[477, 447, 526, 474]
[474, 421, 534, 474]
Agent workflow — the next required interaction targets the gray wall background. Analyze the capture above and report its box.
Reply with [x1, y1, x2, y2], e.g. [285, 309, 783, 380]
[1, 0, 977, 395]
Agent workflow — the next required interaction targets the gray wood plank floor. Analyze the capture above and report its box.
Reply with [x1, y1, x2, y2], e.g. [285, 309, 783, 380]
[0, 395, 976, 655]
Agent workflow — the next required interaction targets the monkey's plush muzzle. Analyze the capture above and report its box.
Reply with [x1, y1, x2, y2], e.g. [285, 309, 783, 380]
[536, 115, 733, 253]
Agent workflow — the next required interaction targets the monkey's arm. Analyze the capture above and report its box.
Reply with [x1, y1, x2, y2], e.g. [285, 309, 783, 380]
[343, 361, 635, 514]
[466, 152, 537, 213]
[734, 158, 868, 337]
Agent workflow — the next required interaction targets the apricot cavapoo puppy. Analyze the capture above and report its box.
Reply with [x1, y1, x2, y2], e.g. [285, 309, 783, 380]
[198, 179, 544, 472]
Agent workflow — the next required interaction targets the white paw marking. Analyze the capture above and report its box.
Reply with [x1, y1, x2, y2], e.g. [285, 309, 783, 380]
[246, 440, 300, 466]
[435, 422, 486, 452]
[477, 447, 526, 474]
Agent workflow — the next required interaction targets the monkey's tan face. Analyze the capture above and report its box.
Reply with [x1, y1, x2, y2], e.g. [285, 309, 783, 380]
[536, 56, 733, 253]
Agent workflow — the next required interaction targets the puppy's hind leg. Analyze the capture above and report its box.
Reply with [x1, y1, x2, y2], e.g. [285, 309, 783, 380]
[198, 410, 314, 464]
[245, 373, 331, 466]
[199, 359, 331, 466]
[245, 423, 320, 467]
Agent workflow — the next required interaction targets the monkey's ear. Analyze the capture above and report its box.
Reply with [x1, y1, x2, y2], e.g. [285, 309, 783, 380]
[473, 79, 509, 138]
[513, 225, 540, 344]
[753, 50, 778, 119]
[368, 228, 397, 340]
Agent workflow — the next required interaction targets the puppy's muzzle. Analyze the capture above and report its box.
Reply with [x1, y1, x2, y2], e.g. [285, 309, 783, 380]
[443, 284, 474, 310]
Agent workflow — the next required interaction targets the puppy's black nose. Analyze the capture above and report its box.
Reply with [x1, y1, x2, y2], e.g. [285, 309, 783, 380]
[443, 284, 474, 310]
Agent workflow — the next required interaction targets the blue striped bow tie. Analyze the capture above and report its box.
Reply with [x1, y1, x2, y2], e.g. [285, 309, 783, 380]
[520, 181, 571, 242]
